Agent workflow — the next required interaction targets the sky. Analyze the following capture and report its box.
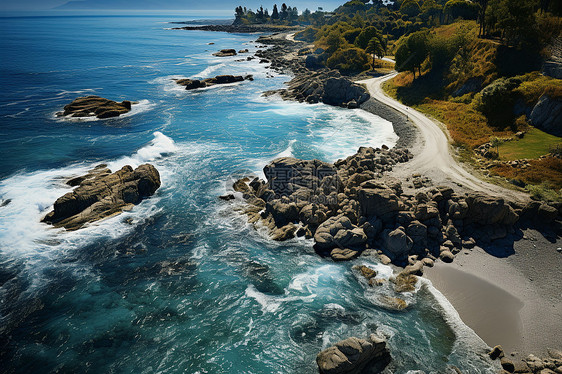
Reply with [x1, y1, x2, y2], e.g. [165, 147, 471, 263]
[0, 0, 342, 12]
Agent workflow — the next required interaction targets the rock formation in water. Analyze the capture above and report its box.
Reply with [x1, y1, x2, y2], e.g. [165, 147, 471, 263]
[316, 335, 391, 374]
[212, 49, 237, 57]
[56, 96, 133, 119]
[175, 74, 254, 90]
[227, 146, 561, 270]
[42, 164, 161, 231]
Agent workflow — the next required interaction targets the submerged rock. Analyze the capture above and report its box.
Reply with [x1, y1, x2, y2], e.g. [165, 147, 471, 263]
[42, 164, 161, 231]
[57, 96, 133, 119]
[316, 335, 391, 374]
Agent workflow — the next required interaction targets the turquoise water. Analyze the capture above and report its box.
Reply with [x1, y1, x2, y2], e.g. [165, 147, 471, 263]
[0, 15, 497, 373]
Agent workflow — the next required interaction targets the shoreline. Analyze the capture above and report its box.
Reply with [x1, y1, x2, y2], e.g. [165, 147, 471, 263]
[172, 26, 561, 369]
[424, 231, 562, 363]
[252, 30, 562, 365]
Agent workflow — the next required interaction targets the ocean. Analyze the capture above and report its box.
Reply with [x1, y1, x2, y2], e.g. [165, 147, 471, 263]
[0, 15, 498, 373]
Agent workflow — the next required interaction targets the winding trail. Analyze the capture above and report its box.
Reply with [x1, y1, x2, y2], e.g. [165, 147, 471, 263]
[357, 73, 529, 202]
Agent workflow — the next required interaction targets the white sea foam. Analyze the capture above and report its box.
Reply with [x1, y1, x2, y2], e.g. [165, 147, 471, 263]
[245, 284, 315, 314]
[107, 131, 178, 170]
[0, 132, 177, 273]
[310, 106, 399, 162]
[189, 63, 226, 79]
[420, 278, 500, 372]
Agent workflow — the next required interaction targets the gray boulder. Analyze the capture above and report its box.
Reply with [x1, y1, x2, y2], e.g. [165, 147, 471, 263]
[383, 227, 413, 259]
[529, 95, 562, 136]
[316, 335, 391, 374]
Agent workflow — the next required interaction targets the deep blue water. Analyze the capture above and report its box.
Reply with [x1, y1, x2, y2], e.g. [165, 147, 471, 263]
[0, 15, 498, 373]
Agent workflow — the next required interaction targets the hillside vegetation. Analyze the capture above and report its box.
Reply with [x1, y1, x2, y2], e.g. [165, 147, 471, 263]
[232, 0, 561, 197]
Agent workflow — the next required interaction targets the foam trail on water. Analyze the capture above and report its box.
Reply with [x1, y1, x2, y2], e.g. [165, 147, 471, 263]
[108, 131, 178, 170]
[0, 132, 177, 263]
[189, 63, 226, 78]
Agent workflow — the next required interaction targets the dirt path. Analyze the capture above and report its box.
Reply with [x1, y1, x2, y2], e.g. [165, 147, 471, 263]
[357, 73, 529, 203]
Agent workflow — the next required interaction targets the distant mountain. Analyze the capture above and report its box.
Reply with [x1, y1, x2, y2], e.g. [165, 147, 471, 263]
[54, 0, 341, 11]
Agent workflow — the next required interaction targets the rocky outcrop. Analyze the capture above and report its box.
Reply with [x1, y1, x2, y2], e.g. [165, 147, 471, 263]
[529, 95, 562, 136]
[56, 96, 133, 119]
[172, 24, 298, 33]
[175, 75, 253, 90]
[42, 164, 161, 231]
[316, 335, 391, 374]
[212, 49, 237, 57]
[226, 144, 560, 267]
[267, 70, 370, 108]
[489, 346, 562, 374]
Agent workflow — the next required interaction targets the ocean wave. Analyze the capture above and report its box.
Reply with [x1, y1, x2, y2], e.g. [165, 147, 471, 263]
[0, 132, 177, 261]
[245, 284, 315, 314]
[189, 62, 226, 79]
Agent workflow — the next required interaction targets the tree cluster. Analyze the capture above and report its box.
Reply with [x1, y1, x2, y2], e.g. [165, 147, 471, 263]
[234, 3, 303, 25]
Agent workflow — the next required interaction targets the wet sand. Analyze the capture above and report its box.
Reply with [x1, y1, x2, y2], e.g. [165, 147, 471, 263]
[424, 229, 562, 360]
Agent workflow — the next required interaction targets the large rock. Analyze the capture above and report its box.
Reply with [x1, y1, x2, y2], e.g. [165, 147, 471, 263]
[316, 335, 391, 374]
[56, 96, 132, 119]
[322, 77, 370, 107]
[212, 49, 237, 57]
[464, 194, 519, 226]
[530, 95, 562, 136]
[383, 227, 413, 259]
[278, 70, 370, 108]
[314, 215, 366, 252]
[42, 164, 161, 230]
[357, 186, 401, 217]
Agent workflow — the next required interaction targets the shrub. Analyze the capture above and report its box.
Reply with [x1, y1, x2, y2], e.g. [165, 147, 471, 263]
[326, 47, 370, 72]
[477, 77, 522, 128]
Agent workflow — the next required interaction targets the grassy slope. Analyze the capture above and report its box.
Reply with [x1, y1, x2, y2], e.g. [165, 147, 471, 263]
[382, 21, 562, 194]
[499, 128, 561, 161]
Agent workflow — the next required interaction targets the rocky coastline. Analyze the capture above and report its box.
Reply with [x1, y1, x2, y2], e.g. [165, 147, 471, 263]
[216, 31, 562, 372]
[170, 24, 299, 33]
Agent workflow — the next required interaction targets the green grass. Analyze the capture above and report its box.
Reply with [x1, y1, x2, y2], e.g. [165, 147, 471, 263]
[498, 127, 561, 161]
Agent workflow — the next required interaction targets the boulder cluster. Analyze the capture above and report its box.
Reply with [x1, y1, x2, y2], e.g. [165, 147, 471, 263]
[275, 70, 371, 108]
[316, 335, 391, 374]
[488, 345, 562, 374]
[255, 35, 370, 108]
[227, 146, 561, 268]
[175, 74, 254, 90]
[56, 96, 133, 119]
[42, 164, 161, 231]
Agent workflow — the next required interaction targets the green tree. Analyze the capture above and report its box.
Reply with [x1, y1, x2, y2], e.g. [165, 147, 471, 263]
[400, 0, 422, 17]
[280, 3, 289, 20]
[395, 31, 430, 78]
[365, 37, 386, 69]
[325, 31, 347, 54]
[486, 0, 538, 46]
[477, 77, 522, 127]
[271, 4, 279, 20]
[420, 0, 442, 24]
[343, 28, 363, 44]
[355, 26, 384, 49]
[444, 0, 480, 22]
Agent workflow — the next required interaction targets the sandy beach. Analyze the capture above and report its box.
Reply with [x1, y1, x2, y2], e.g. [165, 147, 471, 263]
[424, 228, 562, 361]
